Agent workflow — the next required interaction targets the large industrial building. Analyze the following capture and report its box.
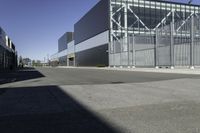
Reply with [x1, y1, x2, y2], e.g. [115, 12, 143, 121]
[51, 0, 200, 68]
[0, 27, 17, 71]
[58, 32, 74, 66]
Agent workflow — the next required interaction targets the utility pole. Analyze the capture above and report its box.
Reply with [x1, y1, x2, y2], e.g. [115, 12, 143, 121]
[47, 54, 49, 66]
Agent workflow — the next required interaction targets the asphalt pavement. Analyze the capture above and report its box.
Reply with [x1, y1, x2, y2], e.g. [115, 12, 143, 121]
[1, 67, 200, 133]
[1, 67, 199, 87]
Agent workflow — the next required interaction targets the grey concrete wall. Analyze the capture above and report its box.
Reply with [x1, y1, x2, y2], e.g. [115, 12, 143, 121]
[74, 0, 109, 45]
[58, 32, 73, 52]
[75, 44, 108, 66]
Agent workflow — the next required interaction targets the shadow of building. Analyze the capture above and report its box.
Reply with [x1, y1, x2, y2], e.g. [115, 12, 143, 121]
[0, 85, 119, 133]
[0, 67, 45, 85]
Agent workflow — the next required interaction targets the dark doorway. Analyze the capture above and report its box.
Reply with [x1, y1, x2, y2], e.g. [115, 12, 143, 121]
[69, 57, 75, 66]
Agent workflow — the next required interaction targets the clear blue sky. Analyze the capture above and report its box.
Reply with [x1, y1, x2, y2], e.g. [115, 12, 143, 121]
[0, 0, 199, 60]
[0, 0, 99, 60]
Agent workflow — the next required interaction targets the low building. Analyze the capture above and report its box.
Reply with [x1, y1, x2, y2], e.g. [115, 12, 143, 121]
[0, 27, 17, 71]
[57, 32, 74, 66]
[23, 58, 32, 66]
[51, 40, 75, 66]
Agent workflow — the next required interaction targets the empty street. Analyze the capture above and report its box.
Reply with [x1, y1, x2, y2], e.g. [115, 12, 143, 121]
[1, 67, 200, 133]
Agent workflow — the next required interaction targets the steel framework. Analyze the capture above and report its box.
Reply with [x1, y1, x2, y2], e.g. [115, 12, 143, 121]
[109, 0, 200, 68]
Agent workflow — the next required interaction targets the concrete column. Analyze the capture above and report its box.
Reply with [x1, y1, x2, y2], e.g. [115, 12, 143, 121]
[73, 57, 76, 67]
[124, 3, 129, 68]
[67, 56, 69, 66]
[109, 0, 113, 67]
[190, 15, 194, 69]
[170, 21, 175, 69]
[155, 29, 159, 68]
[132, 35, 136, 68]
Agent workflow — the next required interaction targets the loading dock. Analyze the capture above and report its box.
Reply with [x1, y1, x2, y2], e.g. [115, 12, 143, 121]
[67, 53, 75, 66]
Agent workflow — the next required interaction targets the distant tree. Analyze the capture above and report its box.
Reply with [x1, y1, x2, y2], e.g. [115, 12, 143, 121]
[36, 60, 41, 64]
[32, 60, 42, 67]
[32, 60, 36, 66]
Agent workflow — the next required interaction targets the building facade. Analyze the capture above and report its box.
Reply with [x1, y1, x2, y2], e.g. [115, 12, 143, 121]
[109, 0, 200, 68]
[58, 32, 73, 52]
[0, 27, 17, 71]
[57, 32, 74, 66]
[74, 0, 109, 66]
[52, 0, 200, 68]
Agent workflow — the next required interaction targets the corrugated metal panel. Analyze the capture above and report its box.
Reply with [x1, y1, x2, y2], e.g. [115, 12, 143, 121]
[174, 44, 190, 66]
[75, 44, 108, 66]
[74, 0, 109, 45]
[67, 41, 75, 55]
[135, 49, 155, 67]
[75, 31, 109, 53]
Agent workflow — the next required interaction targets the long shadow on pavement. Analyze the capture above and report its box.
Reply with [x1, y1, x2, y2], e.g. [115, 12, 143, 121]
[0, 86, 119, 133]
[0, 67, 45, 85]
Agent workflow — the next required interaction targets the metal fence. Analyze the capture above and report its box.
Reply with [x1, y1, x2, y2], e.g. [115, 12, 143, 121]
[156, 25, 171, 67]
[109, 14, 200, 68]
[134, 35, 155, 67]
[193, 16, 200, 66]
[110, 34, 155, 67]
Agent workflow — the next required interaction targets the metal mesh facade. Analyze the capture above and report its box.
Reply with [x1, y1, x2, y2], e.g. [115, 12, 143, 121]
[109, 0, 200, 67]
